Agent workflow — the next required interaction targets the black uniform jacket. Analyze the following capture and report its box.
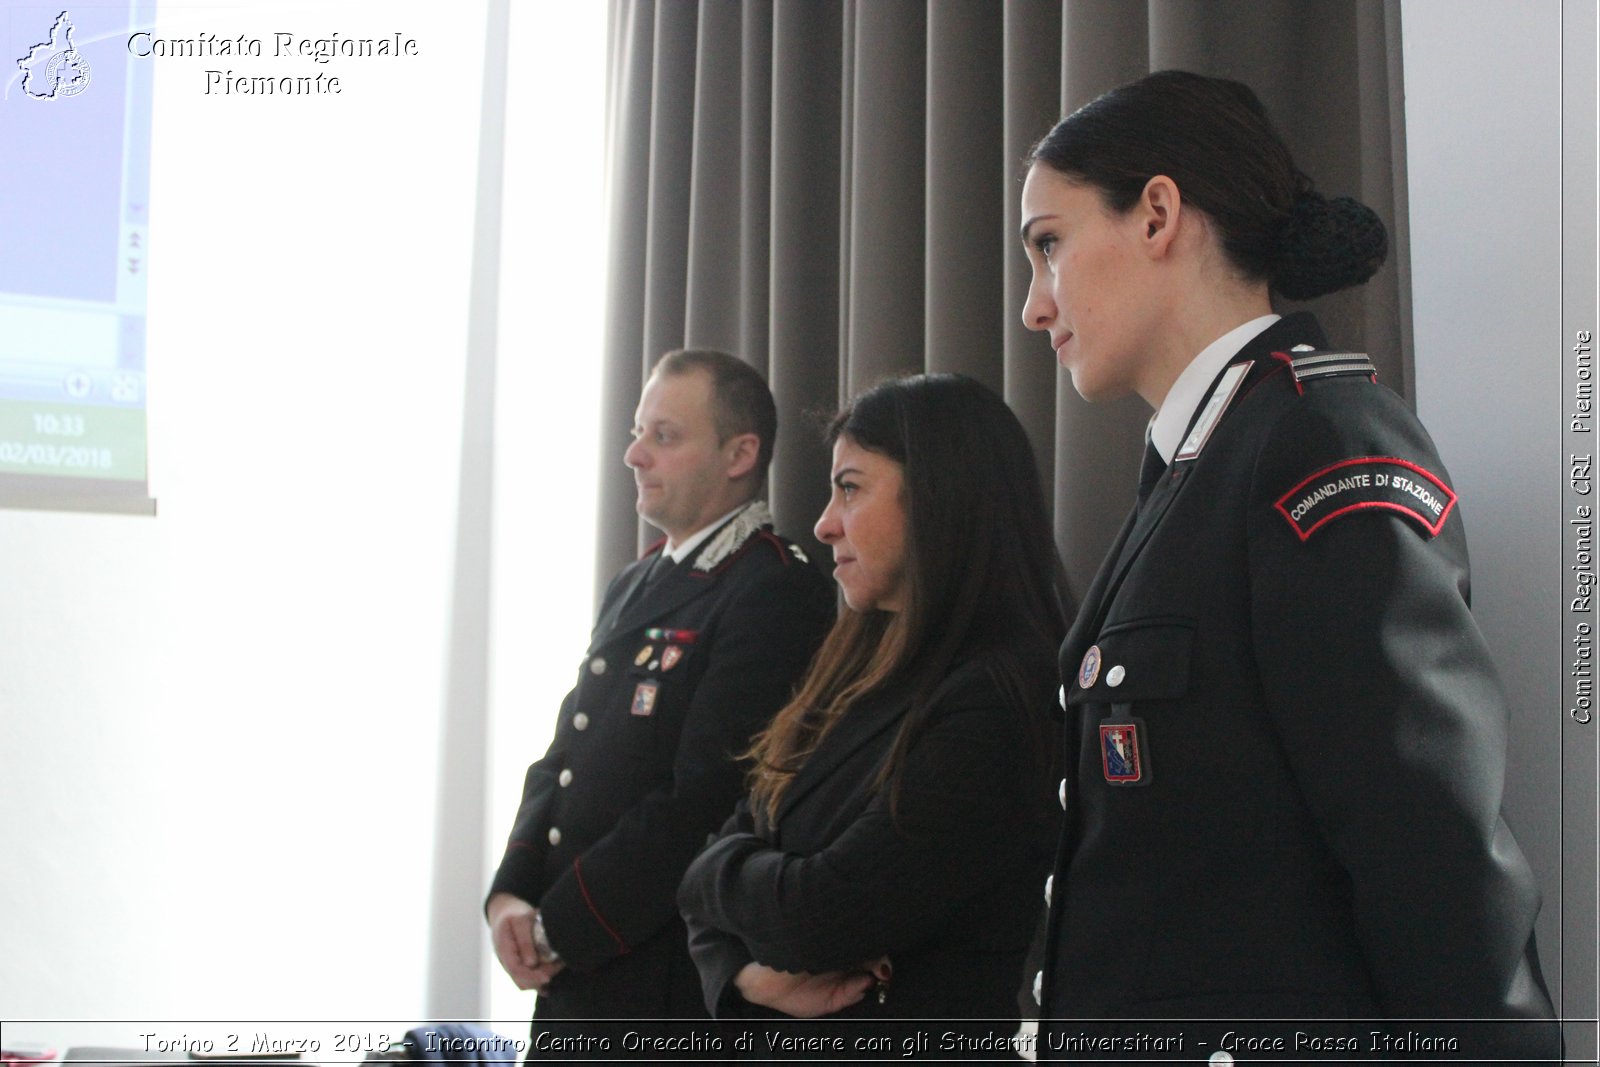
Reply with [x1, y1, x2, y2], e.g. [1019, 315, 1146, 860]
[488, 507, 833, 1022]
[1040, 314, 1559, 1060]
[678, 656, 1058, 1045]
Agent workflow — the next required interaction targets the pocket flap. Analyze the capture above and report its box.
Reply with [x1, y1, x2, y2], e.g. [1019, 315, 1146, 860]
[1067, 620, 1194, 705]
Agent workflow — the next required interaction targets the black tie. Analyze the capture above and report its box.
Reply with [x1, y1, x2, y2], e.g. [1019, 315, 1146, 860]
[1137, 438, 1168, 505]
[624, 551, 675, 610]
[644, 551, 676, 586]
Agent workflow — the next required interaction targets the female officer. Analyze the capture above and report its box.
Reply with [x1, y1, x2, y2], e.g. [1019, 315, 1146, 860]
[677, 374, 1068, 1047]
[1022, 70, 1558, 1060]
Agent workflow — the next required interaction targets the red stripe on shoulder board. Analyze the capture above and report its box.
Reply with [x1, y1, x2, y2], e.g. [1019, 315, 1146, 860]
[1273, 457, 1457, 542]
[1270, 351, 1303, 396]
[572, 856, 630, 955]
[758, 529, 789, 560]
[705, 529, 789, 576]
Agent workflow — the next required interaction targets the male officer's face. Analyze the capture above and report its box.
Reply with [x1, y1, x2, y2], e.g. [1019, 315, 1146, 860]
[624, 368, 737, 545]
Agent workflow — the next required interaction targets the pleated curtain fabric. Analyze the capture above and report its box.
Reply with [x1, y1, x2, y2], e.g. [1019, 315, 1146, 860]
[595, 0, 1410, 606]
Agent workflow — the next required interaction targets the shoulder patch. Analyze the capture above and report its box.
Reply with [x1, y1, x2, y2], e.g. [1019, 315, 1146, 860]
[1274, 457, 1457, 541]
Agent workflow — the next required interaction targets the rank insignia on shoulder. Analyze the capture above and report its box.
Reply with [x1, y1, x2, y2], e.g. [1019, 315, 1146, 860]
[1099, 719, 1148, 785]
[631, 681, 658, 716]
[1275, 457, 1457, 541]
[661, 645, 683, 671]
[788, 543, 810, 564]
[1274, 348, 1378, 394]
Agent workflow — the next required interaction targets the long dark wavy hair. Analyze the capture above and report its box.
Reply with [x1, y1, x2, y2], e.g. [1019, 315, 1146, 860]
[747, 373, 1071, 823]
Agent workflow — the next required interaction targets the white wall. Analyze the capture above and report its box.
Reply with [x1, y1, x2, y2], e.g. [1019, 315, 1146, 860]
[0, 0, 483, 1047]
[0, 0, 609, 1049]
[1401, 0, 1585, 1018]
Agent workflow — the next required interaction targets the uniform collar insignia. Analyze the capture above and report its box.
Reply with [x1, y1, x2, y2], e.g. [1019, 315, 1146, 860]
[1174, 359, 1254, 463]
[691, 500, 772, 573]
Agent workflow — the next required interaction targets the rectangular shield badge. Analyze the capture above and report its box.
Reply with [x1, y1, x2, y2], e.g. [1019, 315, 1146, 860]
[631, 681, 659, 716]
[1099, 719, 1149, 785]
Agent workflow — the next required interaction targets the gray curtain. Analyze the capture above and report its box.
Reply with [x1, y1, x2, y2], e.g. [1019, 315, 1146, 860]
[595, 0, 1410, 604]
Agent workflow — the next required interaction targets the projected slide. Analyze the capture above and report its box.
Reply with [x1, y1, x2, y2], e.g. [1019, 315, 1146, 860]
[1, 3, 155, 513]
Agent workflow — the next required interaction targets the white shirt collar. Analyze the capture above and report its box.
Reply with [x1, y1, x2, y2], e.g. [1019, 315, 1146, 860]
[666, 501, 758, 563]
[1149, 314, 1280, 463]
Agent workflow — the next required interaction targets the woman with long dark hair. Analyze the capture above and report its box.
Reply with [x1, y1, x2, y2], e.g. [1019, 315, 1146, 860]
[677, 373, 1069, 1037]
[1021, 70, 1558, 1059]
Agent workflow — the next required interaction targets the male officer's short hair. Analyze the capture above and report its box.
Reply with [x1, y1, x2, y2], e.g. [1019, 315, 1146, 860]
[653, 349, 778, 480]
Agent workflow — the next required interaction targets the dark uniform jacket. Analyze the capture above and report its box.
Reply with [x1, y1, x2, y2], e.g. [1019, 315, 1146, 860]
[488, 504, 834, 1027]
[679, 656, 1058, 1052]
[1039, 313, 1559, 1062]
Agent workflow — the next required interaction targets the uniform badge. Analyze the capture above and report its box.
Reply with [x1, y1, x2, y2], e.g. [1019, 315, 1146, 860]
[1099, 720, 1148, 785]
[1176, 361, 1252, 462]
[1278, 347, 1378, 391]
[1078, 645, 1102, 690]
[634, 644, 654, 667]
[1274, 457, 1457, 542]
[661, 645, 683, 671]
[631, 681, 659, 716]
[646, 627, 699, 644]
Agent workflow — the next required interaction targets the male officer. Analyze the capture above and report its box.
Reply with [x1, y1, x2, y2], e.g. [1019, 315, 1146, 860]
[486, 349, 833, 1045]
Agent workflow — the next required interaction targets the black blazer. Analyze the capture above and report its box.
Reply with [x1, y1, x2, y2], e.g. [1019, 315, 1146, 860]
[678, 657, 1058, 1040]
[488, 509, 834, 1022]
[1039, 314, 1559, 1061]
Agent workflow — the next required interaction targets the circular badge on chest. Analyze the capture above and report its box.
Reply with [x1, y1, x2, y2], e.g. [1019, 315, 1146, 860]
[1077, 644, 1102, 690]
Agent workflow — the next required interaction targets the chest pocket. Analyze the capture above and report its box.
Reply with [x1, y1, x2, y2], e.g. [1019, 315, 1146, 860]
[619, 641, 702, 760]
[1066, 619, 1195, 709]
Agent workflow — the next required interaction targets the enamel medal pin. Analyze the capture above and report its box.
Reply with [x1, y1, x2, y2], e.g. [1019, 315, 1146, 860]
[1098, 717, 1149, 785]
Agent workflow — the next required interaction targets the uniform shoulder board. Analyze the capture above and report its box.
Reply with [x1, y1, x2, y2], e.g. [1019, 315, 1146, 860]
[1276, 344, 1377, 393]
[749, 529, 800, 565]
[1269, 346, 1455, 541]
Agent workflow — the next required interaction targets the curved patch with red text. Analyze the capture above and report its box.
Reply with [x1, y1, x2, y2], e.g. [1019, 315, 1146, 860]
[1274, 457, 1457, 541]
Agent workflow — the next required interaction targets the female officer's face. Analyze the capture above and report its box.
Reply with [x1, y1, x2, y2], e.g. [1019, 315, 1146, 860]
[814, 435, 908, 613]
[1019, 163, 1160, 402]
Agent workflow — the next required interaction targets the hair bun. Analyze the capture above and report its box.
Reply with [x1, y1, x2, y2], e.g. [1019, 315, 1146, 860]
[1271, 191, 1389, 300]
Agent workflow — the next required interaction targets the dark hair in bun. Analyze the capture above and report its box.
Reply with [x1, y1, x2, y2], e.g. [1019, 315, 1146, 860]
[1027, 70, 1388, 300]
[1270, 191, 1389, 300]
